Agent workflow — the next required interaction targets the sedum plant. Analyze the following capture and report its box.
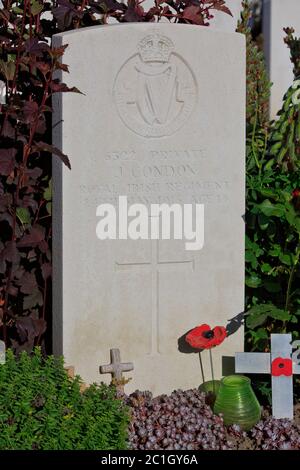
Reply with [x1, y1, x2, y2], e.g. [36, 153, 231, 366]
[0, 348, 129, 450]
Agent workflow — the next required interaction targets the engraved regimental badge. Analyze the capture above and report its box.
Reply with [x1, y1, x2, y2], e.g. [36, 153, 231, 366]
[113, 32, 197, 138]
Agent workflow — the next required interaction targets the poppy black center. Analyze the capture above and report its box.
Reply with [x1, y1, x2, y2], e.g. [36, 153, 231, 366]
[278, 363, 285, 369]
[203, 330, 214, 339]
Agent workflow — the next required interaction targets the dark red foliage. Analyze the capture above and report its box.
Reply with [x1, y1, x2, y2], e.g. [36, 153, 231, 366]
[0, 0, 231, 353]
[0, 1, 74, 352]
[52, 0, 232, 30]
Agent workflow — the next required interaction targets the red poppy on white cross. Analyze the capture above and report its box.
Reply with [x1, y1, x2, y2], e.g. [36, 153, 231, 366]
[235, 334, 300, 419]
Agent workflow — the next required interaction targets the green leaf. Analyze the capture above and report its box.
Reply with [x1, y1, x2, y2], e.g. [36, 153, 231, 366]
[268, 308, 291, 321]
[271, 132, 283, 142]
[269, 244, 281, 257]
[246, 312, 268, 329]
[43, 180, 52, 201]
[259, 188, 277, 199]
[286, 206, 300, 232]
[261, 263, 272, 273]
[246, 212, 256, 230]
[245, 235, 254, 250]
[264, 158, 275, 171]
[253, 328, 269, 340]
[246, 304, 291, 329]
[258, 200, 285, 218]
[245, 236, 263, 257]
[266, 220, 277, 238]
[258, 213, 269, 230]
[279, 253, 294, 266]
[31, 0, 44, 16]
[12, 6, 23, 13]
[263, 280, 281, 293]
[46, 202, 52, 215]
[0, 60, 16, 81]
[270, 141, 282, 155]
[246, 274, 262, 288]
[16, 207, 31, 225]
[245, 250, 258, 269]
[277, 146, 288, 163]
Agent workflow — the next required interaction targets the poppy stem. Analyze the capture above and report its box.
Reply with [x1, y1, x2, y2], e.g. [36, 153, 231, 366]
[209, 348, 216, 395]
[198, 351, 205, 384]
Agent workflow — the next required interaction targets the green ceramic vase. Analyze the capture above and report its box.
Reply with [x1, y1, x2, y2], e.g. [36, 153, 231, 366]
[198, 380, 221, 396]
[214, 375, 261, 431]
[198, 380, 221, 407]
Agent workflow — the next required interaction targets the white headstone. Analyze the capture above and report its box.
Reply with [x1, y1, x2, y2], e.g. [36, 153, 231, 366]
[263, 0, 300, 118]
[53, 24, 245, 395]
[0, 340, 5, 364]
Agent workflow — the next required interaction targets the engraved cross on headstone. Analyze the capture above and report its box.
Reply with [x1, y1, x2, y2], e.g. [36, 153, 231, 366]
[0, 340, 5, 364]
[235, 334, 300, 419]
[116, 236, 194, 355]
[99, 348, 133, 385]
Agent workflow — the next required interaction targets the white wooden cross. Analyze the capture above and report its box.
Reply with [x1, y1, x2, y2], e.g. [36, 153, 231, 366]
[99, 348, 134, 383]
[115, 237, 194, 355]
[235, 334, 300, 419]
[0, 340, 5, 364]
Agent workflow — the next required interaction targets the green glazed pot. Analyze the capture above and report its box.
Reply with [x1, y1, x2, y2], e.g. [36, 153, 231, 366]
[214, 375, 261, 431]
[198, 380, 221, 408]
[198, 380, 221, 395]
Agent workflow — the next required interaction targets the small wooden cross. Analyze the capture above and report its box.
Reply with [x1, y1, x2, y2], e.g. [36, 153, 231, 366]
[99, 349, 133, 389]
[235, 334, 300, 419]
[0, 340, 5, 365]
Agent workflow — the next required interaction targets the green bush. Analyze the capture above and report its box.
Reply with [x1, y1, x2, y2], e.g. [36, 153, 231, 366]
[236, 1, 300, 403]
[0, 349, 129, 450]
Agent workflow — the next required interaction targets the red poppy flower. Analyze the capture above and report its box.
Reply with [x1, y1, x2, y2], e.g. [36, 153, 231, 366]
[186, 324, 227, 350]
[292, 189, 300, 198]
[271, 357, 293, 377]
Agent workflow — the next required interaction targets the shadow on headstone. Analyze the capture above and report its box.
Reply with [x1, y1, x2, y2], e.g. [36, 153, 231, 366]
[226, 311, 245, 337]
[222, 356, 236, 376]
[177, 329, 204, 354]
